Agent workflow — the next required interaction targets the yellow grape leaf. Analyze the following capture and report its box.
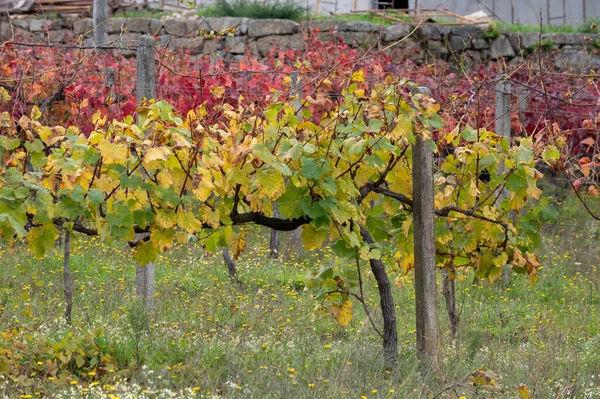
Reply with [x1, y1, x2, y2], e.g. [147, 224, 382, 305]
[330, 201, 357, 224]
[527, 182, 542, 200]
[210, 86, 225, 98]
[133, 241, 159, 266]
[168, 168, 188, 194]
[38, 126, 53, 145]
[154, 210, 177, 229]
[88, 132, 103, 145]
[493, 252, 508, 267]
[98, 139, 128, 164]
[177, 210, 203, 233]
[351, 70, 365, 83]
[396, 252, 414, 274]
[437, 225, 453, 245]
[192, 170, 214, 202]
[528, 271, 539, 285]
[41, 175, 58, 193]
[232, 231, 246, 260]
[468, 180, 480, 198]
[518, 385, 532, 399]
[150, 228, 175, 252]
[193, 185, 213, 202]
[382, 196, 397, 215]
[487, 265, 502, 282]
[525, 252, 540, 269]
[254, 169, 285, 200]
[512, 248, 527, 267]
[358, 245, 370, 261]
[0, 87, 11, 103]
[26, 224, 59, 258]
[31, 106, 41, 120]
[175, 231, 190, 244]
[470, 369, 503, 391]
[353, 167, 372, 188]
[172, 132, 192, 148]
[201, 207, 221, 228]
[157, 170, 174, 188]
[301, 225, 327, 251]
[143, 147, 171, 166]
[74, 170, 94, 188]
[389, 118, 412, 140]
[331, 300, 353, 326]
[402, 216, 413, 236]
[93, 175, 118, 194]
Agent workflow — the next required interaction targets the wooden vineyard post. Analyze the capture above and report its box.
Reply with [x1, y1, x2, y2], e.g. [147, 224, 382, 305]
[135, 35, 156, 312]
[411, 86, 439, 363]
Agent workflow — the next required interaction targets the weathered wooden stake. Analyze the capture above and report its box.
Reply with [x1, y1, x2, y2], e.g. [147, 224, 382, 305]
[412, 86, 439, 362]
[136, 36, 156, 105]
[276, 71, 304, 259]
[93, 0, 110, 47]
[135, 35, 156, 312]
[496, 79, 512, 287]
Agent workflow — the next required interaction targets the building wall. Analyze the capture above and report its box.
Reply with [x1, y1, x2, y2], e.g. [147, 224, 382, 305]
[410, 0, 600, 26]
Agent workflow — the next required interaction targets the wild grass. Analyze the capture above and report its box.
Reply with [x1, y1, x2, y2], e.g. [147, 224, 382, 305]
[310, 12, 411, 26]
[0, 186, 599, 398]
[495, 18, 600, 35]
[198, 0, 306, 22]
[112, 9, 166, 19]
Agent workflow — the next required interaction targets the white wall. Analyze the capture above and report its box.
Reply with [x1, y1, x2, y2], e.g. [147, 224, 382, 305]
[410, 0, 600, 26]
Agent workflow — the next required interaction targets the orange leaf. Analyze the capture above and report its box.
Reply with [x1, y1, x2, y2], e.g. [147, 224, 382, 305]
[579, 157, 591, 165]
[581, 137, 595, 147]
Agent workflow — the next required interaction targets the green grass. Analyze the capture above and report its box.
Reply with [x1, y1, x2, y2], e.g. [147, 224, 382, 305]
[310, 12, 411, 27]
[198, 0, 306, 22]
[112, 9, 166, 19]
[496, 18, 600, 35]
[0, 187, 599, 398]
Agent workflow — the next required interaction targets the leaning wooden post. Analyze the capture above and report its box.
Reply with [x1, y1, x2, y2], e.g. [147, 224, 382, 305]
[495, 79, 512, 287]
[93, 0, 110, 47]
[135, 35, 156, 312]
[411, 86, 439, 363]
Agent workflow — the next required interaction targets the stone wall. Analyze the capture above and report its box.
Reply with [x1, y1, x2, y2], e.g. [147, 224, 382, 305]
[2, 15, 600, 70]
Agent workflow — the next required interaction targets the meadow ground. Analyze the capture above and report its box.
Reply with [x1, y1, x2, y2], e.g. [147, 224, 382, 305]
[0, 189, 599, 398]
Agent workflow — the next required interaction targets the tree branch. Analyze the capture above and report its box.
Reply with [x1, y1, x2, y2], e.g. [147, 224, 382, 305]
[230, 211, 310, 231]
[372, 186, 510, 248]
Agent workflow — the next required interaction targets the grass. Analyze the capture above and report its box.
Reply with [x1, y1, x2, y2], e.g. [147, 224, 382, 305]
[112, 10, 166, 19]
[311, 11, 412, 27]
[0, 186, 599, 398]
[198, 0, 306, 22]
[496, 18, 600, 35]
